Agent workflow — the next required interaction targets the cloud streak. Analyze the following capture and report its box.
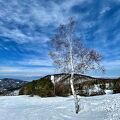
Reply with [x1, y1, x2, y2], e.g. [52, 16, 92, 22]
[0, 66, 54, 80]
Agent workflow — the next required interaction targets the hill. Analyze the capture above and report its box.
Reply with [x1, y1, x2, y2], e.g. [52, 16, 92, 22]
[19, 74, 120, 97]
[19, 77, 54, 97]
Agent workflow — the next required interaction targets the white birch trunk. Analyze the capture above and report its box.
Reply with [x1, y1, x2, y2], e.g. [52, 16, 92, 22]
[70, 73, 80, 113]
[51, 75, 55, 96]
[69, 36, 80, 114]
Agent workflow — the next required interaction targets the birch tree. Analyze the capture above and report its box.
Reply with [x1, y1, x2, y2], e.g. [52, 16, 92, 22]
[49, 18, 104, 114]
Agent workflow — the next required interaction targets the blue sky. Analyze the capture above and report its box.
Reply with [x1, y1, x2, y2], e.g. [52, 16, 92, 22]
[0, 0, 120, 80]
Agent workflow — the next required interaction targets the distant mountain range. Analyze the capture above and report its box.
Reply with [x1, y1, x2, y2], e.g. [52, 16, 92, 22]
[0, 78, 27, 95]
[0, 74, 120, 96]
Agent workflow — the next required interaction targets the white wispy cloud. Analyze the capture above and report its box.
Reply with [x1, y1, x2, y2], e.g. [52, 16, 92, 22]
[0, 0, 88, 44]
[100, 7, 111, 15]
[0, 66, 54, 77]
[18, 59, 53, 66]
[102, 60, 120, 70]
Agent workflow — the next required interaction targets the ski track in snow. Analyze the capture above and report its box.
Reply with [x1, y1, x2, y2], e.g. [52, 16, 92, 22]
[0, 94, 120, 120]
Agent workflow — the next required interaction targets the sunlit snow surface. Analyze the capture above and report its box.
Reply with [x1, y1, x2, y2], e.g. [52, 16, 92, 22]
[0, 94, 120, 120]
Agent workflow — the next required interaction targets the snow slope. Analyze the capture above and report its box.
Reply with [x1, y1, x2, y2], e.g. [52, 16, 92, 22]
[0, 94, 120, 120]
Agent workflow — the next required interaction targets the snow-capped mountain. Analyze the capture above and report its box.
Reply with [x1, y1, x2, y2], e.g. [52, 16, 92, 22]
[0, 78, 27, 95]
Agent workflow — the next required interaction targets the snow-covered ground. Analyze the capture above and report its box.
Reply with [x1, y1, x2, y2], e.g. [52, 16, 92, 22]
[0, 94, 120, 120]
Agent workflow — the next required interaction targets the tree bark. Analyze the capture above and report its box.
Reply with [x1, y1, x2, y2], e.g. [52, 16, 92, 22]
[70, 73, 80, 114]
[69, 30, 80, 114]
